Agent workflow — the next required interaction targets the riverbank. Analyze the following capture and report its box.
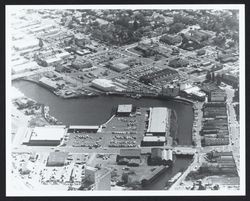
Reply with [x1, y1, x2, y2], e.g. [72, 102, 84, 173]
[17, 78, 195, 106]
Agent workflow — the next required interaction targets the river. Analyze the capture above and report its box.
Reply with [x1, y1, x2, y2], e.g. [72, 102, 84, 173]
[13, 80, 193, 145]
[12, 80, 194, 189]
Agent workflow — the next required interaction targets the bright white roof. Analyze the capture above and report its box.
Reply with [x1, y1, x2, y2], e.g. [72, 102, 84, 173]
[39, 77, 58, 89]
[143, 136, 166, 142]
[117, 104, 133, 113]
[30, 126, 66, 141]
[69, 125, 99, 129]
[13, 38, 39, 50]
[92, 79, 115, 88]
[147, 107, 168, 133]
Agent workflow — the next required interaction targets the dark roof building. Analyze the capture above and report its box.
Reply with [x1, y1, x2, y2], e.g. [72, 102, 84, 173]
[46, 152, 68, 166]
[120, 148, 141, 158]
[139, 68, 179, 85]
[208, 88, 227, 102]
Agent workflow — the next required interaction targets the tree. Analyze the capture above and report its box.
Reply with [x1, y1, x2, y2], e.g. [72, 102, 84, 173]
[121, 172, 129, 184]
[211, 72, 215, 81]
[39, 39, 44, 48]
[206, 71, 211, 81]
[133, 20, 139, 30]
[168, 23, 185, 34]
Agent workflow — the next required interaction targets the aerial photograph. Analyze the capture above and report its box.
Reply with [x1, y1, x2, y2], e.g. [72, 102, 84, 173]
[6, 5, 245, 196]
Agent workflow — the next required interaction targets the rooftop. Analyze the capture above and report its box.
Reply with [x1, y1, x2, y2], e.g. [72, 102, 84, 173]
[29, 126, 66, 141]
[147, 107, 168, 133]
[117, 104, 133, 113]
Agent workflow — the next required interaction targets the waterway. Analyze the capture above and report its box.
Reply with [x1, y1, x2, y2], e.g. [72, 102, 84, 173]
[142, 156, 193, 190]
[13, 80, 193, 145]
[12, 80, 194, 189]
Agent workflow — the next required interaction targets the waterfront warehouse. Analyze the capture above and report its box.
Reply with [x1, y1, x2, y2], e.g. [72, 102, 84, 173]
[39, 77, 59, 91]
[91, 79, 116, 92]
[141, 166, 167, 186]
[28, 126, 67, 146]
[117, 104, 133, 116]
[147, 107, 169, 135]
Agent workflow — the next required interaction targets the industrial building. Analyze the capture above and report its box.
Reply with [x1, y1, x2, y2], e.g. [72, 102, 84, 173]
[12, 61, 40, 74]
[109, 62, 130, 72]
[13, 37, 39, 51]
[28, 126, 66, 146]
[84, 166, 111, 190]
[46, 152, 68, 166]
[119, 148, 141, 159]
[139, 68, 179, 85]
[146, 107, 169, 135]
[161, 84, 180, 97]
[149, 148, 173, 165]
[91, 79, 116, 92]
[117, 104, 133, 116]
[39, 77, 59, 91]
[141, 166, 167, 186]
[203, 151, 237, 174]
[221, 73, 239, 88]
[67, 125, 101, 133]
[141, 136, 166, 146]
[181, 85, 206, 101]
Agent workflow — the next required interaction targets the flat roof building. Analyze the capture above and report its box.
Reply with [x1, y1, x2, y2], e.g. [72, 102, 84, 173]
[141, 136, 166, 146]
[28, 126, 66, 146]
[39, 77, 59, 91]
[120, 148, 141, 158]
[109, 62, 130, 72]
[85, 166, 111, 190]
[13, 38, 39, 51]
[46, 152, 68, 166]
[147, 107, 169, 134]
[117, 104, 133, 116]
[91, 79, 116, 92]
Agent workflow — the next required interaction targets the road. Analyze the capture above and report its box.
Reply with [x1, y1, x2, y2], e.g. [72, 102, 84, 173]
[12, 66, 55, 80]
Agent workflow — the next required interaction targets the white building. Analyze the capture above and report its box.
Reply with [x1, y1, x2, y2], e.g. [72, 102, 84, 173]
[28, 126, 66, 146]
[13, 37, 39, 51]
[147, 107, 169, 135]
[91, 79, 116, 92]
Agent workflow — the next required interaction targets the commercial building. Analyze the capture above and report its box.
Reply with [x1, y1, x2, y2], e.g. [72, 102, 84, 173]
[181, 85, 206, 101]
[43, 56, 62, 67]
[119, 148, 141, 159]
[91, 79, 116, 92]
[28, 126, 66, 146]
[109, 62, 130, 72]
[208, 88, 227, 102]
[67, 125, 101, 133]
[147, 107, 169, 135]
[39, 77, 59, 91]
[12, 61, 40, 74]
[13, 38, 39, 51]
[46, 152, 68, 166]
[85, 166, 111, 190]
[221, 73, 239, 88]
[141, 136, 166, 146]
[117, 104, 133, 116]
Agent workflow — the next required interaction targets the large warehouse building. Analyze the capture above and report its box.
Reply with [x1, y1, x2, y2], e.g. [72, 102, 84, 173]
[28, 126, 67, 146]
[91, 79, 116, 92]
[146, 107, 169, 135]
